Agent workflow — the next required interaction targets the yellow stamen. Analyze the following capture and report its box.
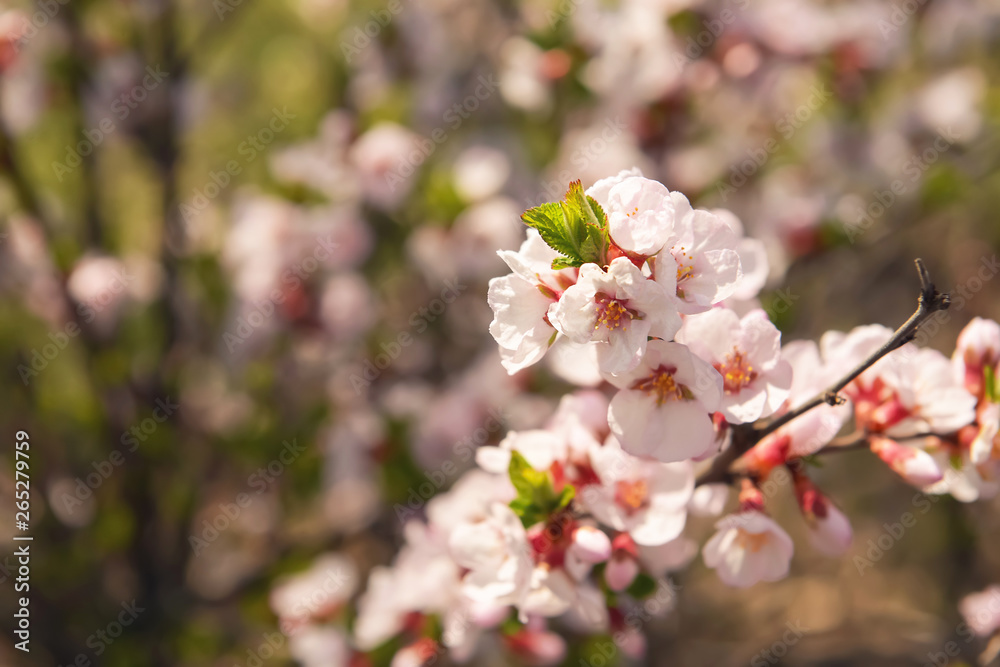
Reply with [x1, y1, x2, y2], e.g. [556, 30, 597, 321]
[633, 368, 685, 405]
[715, 348, 757, 394]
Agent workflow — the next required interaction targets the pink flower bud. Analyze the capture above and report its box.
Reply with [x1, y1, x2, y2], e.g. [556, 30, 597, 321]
[742, 433, 790, 478]
[505, 629, 567, 666]
[794, 475, 852, 556]
[390, 638, 439, 667]
[571, 525, 612, 563]
[605, 553, 639, 592]
[870, 436, 943, 487]
[959, 585, 1000, 637]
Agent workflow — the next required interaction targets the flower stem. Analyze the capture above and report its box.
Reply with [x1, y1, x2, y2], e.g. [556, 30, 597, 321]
[696, 259, 951, 486]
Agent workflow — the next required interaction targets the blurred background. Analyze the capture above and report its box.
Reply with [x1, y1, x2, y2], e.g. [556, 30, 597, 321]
[0, 0, 999, 665]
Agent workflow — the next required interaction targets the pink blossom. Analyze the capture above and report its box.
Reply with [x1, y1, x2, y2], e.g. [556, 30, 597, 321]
[959, 585, 1000, 637]
[677, 308, 792, 424]
[550, 257, 681, 373]
[702, 511, 794, 587]
[604, 340, 723, 462]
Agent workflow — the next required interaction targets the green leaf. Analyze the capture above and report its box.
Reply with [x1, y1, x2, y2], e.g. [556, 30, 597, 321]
[507, 451, 577, 528]
[508, 450, 549, 498]
[555, 484, 575, 511]
[520, 180, 608, 269]
[625, 573, 657, 599]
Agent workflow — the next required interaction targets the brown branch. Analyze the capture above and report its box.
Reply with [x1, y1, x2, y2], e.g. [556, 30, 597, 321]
[755, 259, 949, 441]
[696, 259, 951, 486]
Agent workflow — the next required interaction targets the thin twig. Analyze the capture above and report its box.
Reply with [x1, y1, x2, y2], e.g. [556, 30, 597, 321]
[696, 259, 950, 486]
[755, 259, 949, 440]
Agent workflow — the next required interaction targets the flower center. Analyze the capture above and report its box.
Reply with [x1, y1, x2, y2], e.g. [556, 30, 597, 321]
[614, 479, 649, 513]
[633, 365, 688, 405]
[736, 529, 769, 553]
[674, 246, 695, 284]
[715, 348, 757, 394]
[595, 295, 633, 331]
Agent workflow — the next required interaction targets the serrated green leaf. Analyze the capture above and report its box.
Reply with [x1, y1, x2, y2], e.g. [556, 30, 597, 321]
[625, 572, 657, 599]
[520, 180, 608, 268]
[551, 256, 582, 270]
[521, 202, 580, 259]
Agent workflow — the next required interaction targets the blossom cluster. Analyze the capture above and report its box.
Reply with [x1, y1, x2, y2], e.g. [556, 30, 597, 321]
[340, 170, 999, 664]
[262, 172, 1000, 666]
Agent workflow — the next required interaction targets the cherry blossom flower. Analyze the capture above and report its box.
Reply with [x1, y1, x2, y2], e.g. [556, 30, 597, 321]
[702, 510, 794, 588]
[688, 483, 730, 517]
[660, 193, 742, 314]
[269, 553, 358, 634]
[604, 340, 723, 462]
[953, 316, 1000, 399]
[638, 537, 699, 577]
[597, 175, 678, 258]
[476, 429, 565, 477]
[504, 626, 568, 666]
[289, 625, 351, 667]
[392, 638, 440, 667]
[970, 401, 1000, 465]
[549, 257, 681, 373]
[824, 325, 977, 437]
[488, 230, 576, 374]
[581, 436, 694, 546]
[920, 436, 999, 503]
[857, 347, 976, 437]
[747, 339, 851, 464]
[677, 308, 792, 424]
[449, 502, 534, 608]
[353, 522, 462, 650]
[959, 585, 1000, 637]
[869, 436, 943, 487]
[712, 208, 770, 302]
